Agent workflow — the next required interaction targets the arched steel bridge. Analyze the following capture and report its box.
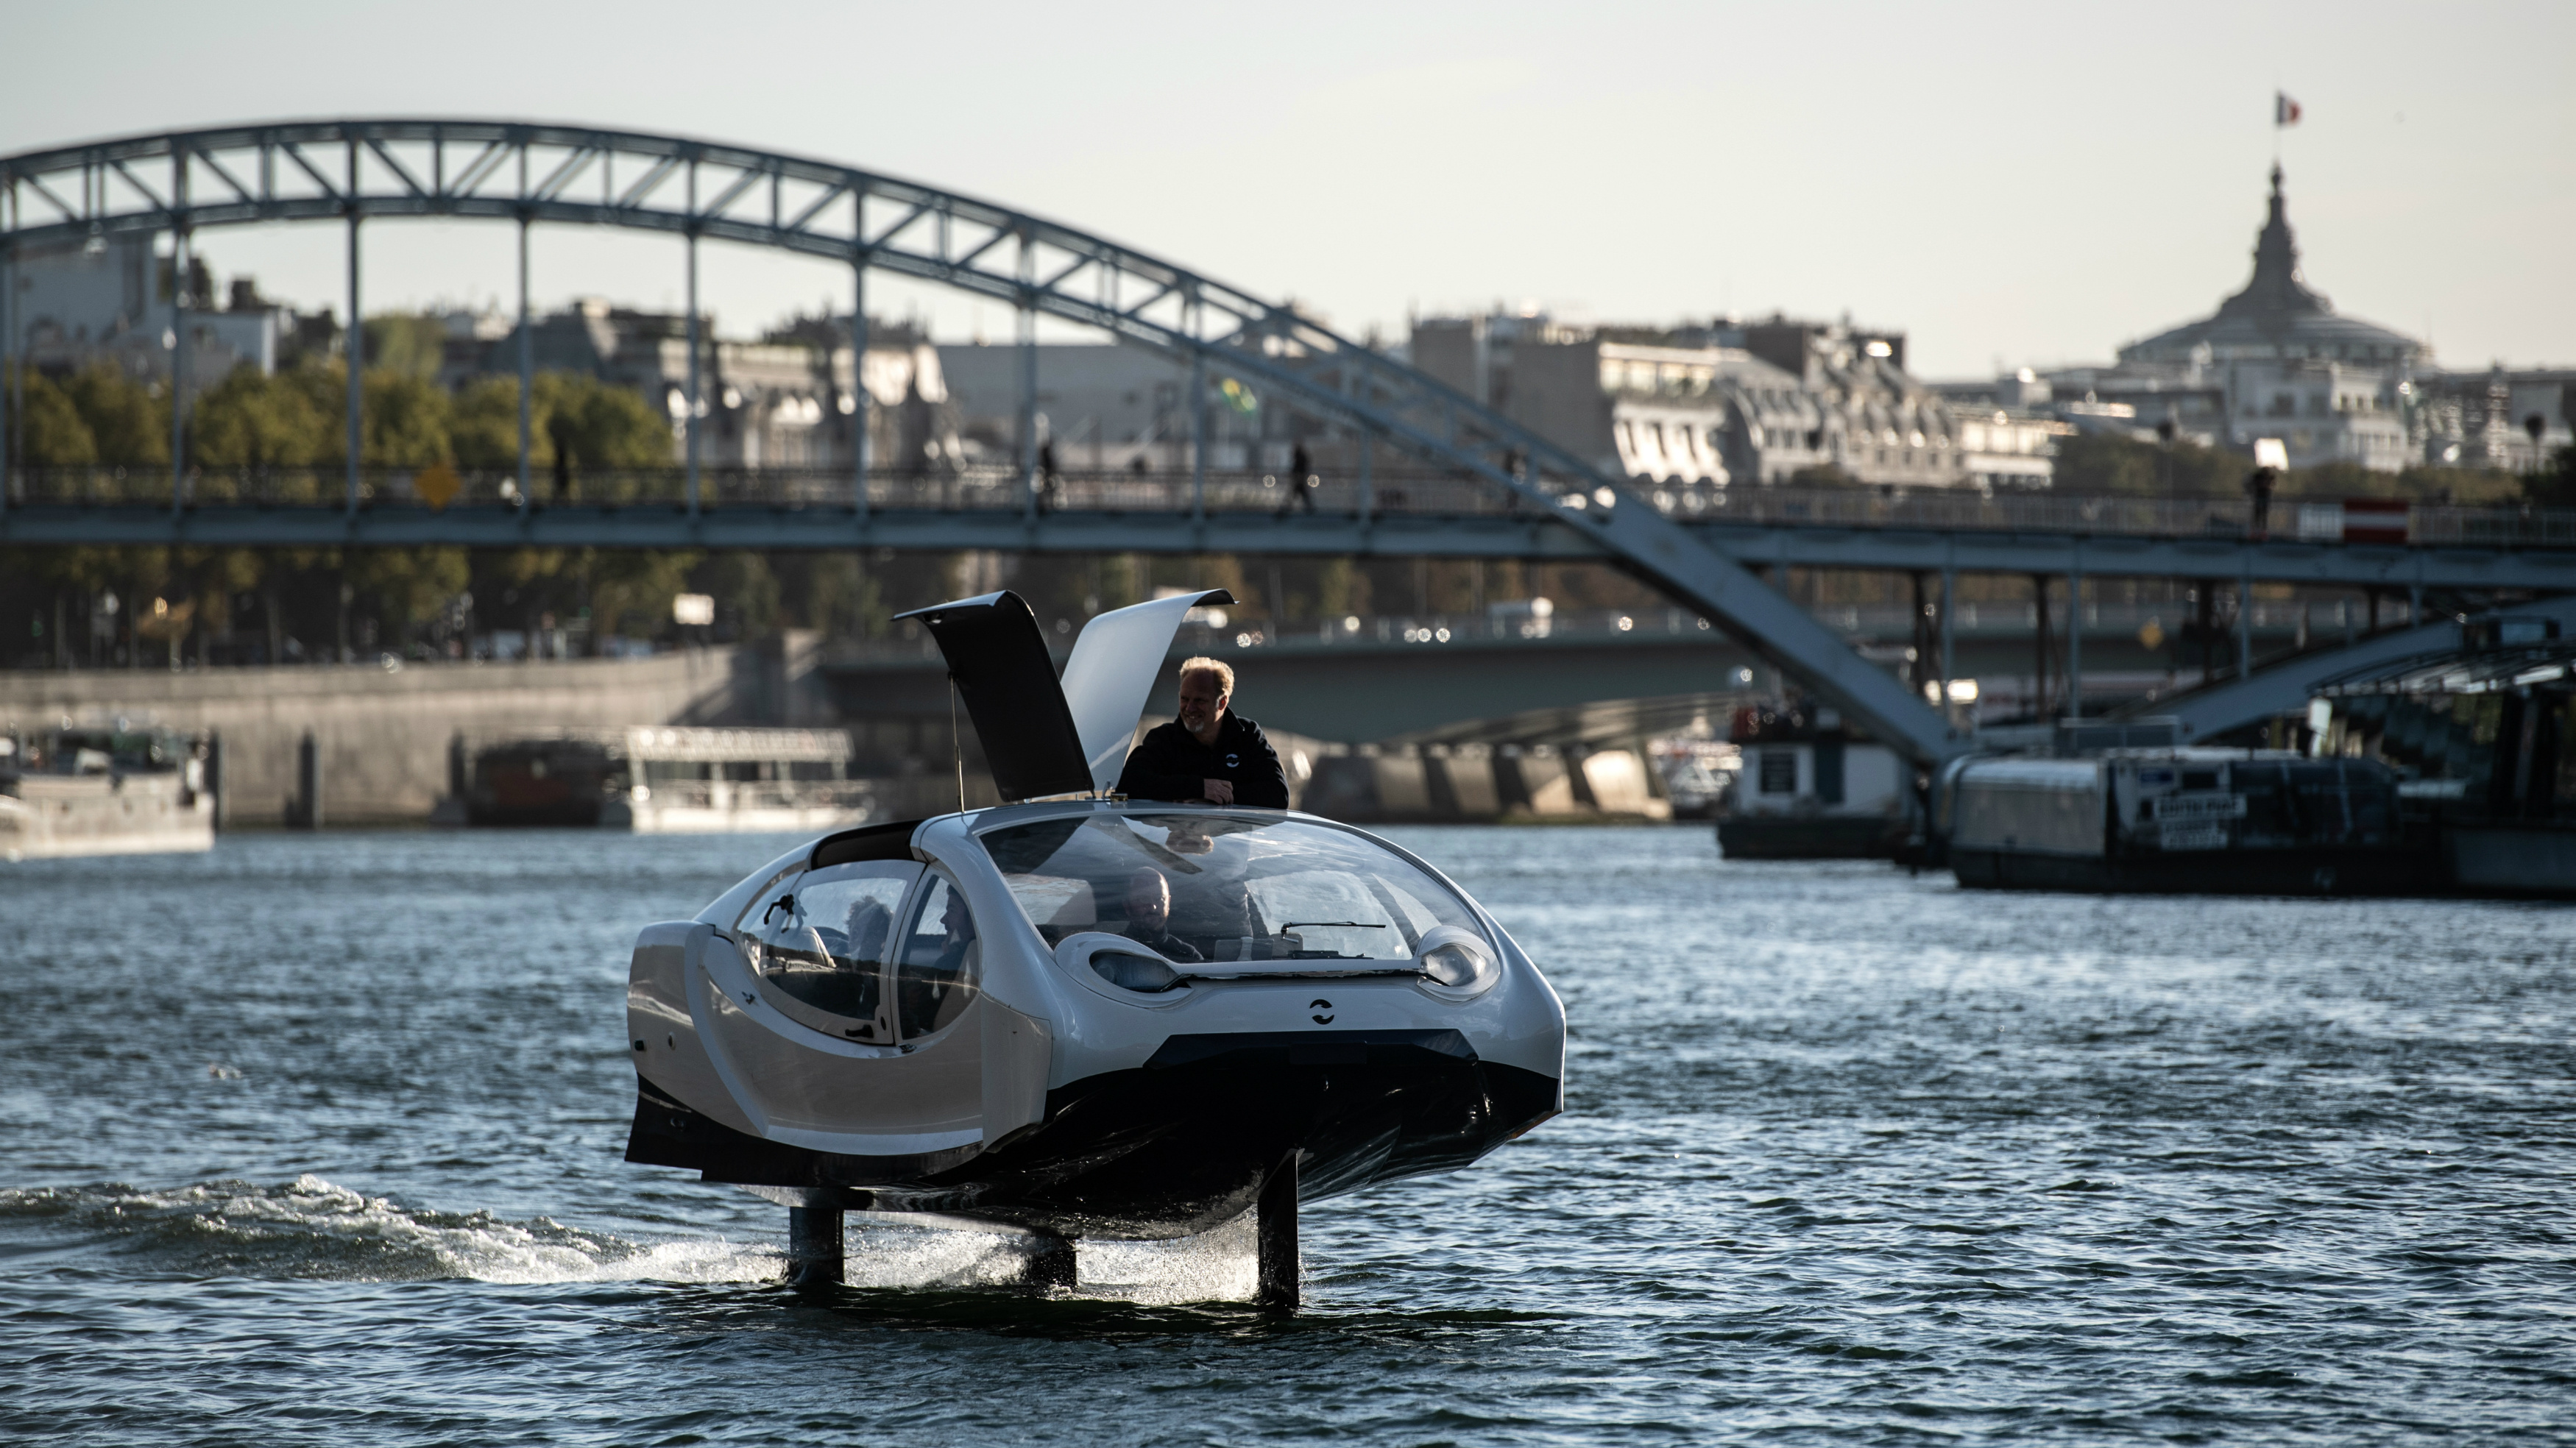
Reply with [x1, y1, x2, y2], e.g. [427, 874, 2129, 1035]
[5, 121, 2572, 762]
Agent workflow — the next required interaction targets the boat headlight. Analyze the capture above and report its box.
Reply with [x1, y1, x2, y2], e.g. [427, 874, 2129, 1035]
[1413, 925, 1501, 998]
[1054, 932, 1186, 995]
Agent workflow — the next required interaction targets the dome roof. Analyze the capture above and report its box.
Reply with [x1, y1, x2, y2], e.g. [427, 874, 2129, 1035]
[2119, 168, 2424, 367]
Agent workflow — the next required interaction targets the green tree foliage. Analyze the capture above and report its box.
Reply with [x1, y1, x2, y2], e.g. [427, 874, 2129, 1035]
[701, 551, 781, 636]
[266, 362, 446, 464]
[2049, 432, 2525, 505]
[793, 554, 886, 640]
[1312, 557, 1367, 619]
[2527, 445, 2576, 509]
[535, 372, 674, 469]
[27, 544, 138, 595]
[591, 550, 703, 642]
[450, 375, 525, 470]
[179, 546, 265, 600]
[361, 314, 447, 382]
[491, 547, 571, 592]
[279, 363, 348, 455]
[191, 364, 330, 469]
[7, 365, 98, 464]
[362, 371, 453, 466]
[2275, 460, 2519, 505]
[452, 372, 673, 478]
[433, 372, 680, 497]
[1785, 462, 1867, 490]
[62, 363, 169, 466]
[2045, 433, 2240, 497]
[349, 547, 470, 643]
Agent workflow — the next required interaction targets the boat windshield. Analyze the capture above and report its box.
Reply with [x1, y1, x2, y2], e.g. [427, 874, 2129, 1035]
[979, 812, 1487, 964]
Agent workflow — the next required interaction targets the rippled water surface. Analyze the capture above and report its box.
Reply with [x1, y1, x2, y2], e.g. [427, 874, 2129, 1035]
[4, 827, 2574, 1445]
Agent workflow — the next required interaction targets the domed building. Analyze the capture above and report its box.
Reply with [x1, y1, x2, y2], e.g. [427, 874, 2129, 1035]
[2117, 166, 2423, 472]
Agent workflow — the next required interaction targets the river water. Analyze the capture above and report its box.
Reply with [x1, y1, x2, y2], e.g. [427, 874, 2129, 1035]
[3, 827, 2572, 1445]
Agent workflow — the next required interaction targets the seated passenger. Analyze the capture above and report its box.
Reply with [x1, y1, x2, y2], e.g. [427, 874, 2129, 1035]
[1116, 658, 1290, 808]
[843, 898, 893, 965]
[1122, 867, 1205, 962]
[897, 883, 980, 1037]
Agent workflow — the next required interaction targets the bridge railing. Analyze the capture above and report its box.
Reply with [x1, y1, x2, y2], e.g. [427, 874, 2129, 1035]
[0, 463, 1527, 519]
[831, 598, 2348, 668]
[1179, 600, 2357, 650]
[1669, 483, 2576, 547]
[9, 464, 2573, 547]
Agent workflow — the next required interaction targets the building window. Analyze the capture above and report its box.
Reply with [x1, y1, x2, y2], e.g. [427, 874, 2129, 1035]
[1759, 750, 1798, 795]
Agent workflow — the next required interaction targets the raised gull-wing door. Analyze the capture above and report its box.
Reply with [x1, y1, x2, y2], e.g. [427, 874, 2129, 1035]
[1059, 589, 1236, 795]
[892, 590, 1093, 803]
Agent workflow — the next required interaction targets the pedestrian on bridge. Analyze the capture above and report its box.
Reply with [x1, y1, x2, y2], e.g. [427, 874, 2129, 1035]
[1036, 440, 1062, 514]
[1278, 441, 1317, 517]
[1117, 657, 1289, 809]
[2245, 463, 2277, 539]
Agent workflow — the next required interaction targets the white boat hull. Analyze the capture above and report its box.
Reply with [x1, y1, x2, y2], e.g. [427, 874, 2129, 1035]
[0, 774, 214, 861]
[611, 800, 878, 835]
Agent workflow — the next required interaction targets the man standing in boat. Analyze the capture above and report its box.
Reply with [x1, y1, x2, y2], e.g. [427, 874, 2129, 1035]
[1117, 657, 1290, 808]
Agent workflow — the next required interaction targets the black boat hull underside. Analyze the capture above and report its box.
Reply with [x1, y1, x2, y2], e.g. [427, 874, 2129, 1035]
[624, 1029, 1560, 1239]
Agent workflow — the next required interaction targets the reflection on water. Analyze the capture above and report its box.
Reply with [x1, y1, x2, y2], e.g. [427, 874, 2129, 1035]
[3, 828, 2572, 1444]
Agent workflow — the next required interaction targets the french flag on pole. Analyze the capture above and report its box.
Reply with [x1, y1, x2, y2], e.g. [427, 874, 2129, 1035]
[2275, 92, 2303, 127]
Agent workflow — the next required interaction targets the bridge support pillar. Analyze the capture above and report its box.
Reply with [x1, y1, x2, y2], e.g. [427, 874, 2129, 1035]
[171, 222, 188, 517]
[2, 229, 14, 508]
[1908, 572, 1931, 700]
[1357, 433, 1373, 532]
[1189, 338, 1207, 530]
[344, 205, 361, 517]
[851, 251, 869, 518]
[516, 213, 531, 503]
[1938, 568, 1956, 726]
[2066, 564, 2084, 720]
[2031, 573, 2052, 722]
[684, 223, 701, 520]
[2237, 564, 2255, 677]
[1017, 238, 1037, 522]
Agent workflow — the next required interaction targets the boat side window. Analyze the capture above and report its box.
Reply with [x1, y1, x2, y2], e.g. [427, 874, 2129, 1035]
[895, 872, 981, 1041]
[739, 861, 919, 1040]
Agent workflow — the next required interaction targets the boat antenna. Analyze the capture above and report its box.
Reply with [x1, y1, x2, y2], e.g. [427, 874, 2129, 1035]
[948, 672, 966, 817]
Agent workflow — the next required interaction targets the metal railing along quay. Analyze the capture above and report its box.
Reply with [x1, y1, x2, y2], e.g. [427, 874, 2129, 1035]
[7, 464, 2572, 550]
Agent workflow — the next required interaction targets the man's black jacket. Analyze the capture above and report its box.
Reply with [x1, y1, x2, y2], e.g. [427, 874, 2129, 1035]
[1117, 712, 1290, 808]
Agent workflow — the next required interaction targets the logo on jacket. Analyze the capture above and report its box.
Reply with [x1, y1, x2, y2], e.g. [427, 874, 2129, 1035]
[1224, 752, 1240, 768]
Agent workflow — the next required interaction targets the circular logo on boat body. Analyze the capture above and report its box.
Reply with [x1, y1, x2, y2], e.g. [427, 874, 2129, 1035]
[1310, 998, 1334, 1024]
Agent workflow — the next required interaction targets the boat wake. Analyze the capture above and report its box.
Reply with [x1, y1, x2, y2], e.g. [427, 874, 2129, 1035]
[0, 1175, 1264, 1300]
[0, 1175, 775, 1285]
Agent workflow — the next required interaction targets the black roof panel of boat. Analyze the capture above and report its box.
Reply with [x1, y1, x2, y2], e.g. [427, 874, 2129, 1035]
[893, 590, 1095, 803]
[810, 818, 925, 869]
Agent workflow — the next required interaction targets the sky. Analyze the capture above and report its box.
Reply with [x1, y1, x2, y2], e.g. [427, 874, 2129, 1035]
[6, 1, 2569, 378]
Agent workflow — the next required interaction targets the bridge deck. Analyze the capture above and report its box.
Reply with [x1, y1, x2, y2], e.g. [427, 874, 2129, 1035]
[6, 469, 2570, 590]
